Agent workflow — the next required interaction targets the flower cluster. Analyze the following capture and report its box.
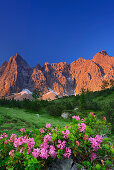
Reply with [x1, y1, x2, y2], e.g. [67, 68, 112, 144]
[72, 115, 80, 121]
[89, 112, 95, 118]
[46, 123, 51, 128]
[0, 133, 7, 139]
[62, 129, 70, 139]
[57, 140, 66, 149]
[39, 128, 45, 133]
[88, 135, 103, 151]
[20, 128, 26, 133]
[78, 123, 86, 133]
[63, 147, 71, 158]
[0, 113, 112, 170]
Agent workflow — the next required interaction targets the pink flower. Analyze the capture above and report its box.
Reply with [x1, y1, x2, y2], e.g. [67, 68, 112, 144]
[81, 118, 85, 121]
[20, 147, 24, 153]
[0, 133, 7, 139]
[78, 123, 86, 133]
[76, 141, 79, 146]
[27, 138, 35, 150]
[4, 140, 7, 145]
[83, 135, 88, 140]
[95, 135, 103, 143]
[72, 115, 80, 121]
[72, 115, 76, 119]
[57, 140, 66, 149]
[89, 112, 95, 118]
[9, 134, 17, 143]
[9, 150, 15, 157]
[39, 128, 45, 133]
[27, 148, 31, 154]
[88, 135, 103, 151]
[44, 134, 52, 143]
[40, 142, 49, 149]
[103, 117, 106, 121]
[49, 145, 57, 158]
[32, 148, 40, 158]
[91, 152, 97, 160]
[20, 128, 26, 133]
[40, 148, 49, 159]
[63, 147, 71, 158]
[46, 123, 51, 128]
[62, 129, 70, 139]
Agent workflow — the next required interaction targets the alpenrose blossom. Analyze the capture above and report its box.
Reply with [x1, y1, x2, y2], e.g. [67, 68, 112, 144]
[20, 128, 26, 133]
[91, 152, 97, 160]
[72, 115, 80, 121]
[4, 139, 7, 145]
[62, 129, 70, 139]
[0, 133, 7, 139]
[88, 135, 103, 151]
[46, 123, 51, 128]
[76, 141, 79, 146]
[40, 142, 49, 150]
[9, 149, 15, 157]
[20, 147, 24, 153]
[78, 123, 86, 133]
[40, 148, 49, 159]
[83, 135, 88, 140]
[49, 145, 57, 158]
[103, 117, 106, 121]
[57, 140, 66, 149]
[44, 133, 52, 143]
[63, 147, 71, 158]
[39, 128, 45, 133]
[32, 148, 40, 158]
[89, 112, 95, 118]
[8, 134, 17, 143]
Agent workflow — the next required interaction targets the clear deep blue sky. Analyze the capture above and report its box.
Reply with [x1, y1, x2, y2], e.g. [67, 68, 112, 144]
[0, 0, 114, 66]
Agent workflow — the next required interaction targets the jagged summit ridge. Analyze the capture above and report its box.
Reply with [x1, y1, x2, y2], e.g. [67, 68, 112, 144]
[0, 50, 114, 98]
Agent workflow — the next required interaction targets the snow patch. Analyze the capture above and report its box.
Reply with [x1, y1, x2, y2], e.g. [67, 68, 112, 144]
[20, 89, 32, 95]
[47, 87, 58, 96]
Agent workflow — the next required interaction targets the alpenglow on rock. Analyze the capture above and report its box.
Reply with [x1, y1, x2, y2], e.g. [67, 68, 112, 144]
[0, 51, 114, 98]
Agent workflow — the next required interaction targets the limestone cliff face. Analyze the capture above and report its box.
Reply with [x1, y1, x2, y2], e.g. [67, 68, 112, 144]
[0, 50, 114, 98]
[0, 61, 8, 78]
[0, 53, 33, 97]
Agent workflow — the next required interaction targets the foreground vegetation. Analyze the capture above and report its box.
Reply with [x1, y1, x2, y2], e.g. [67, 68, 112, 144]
[0, 113, 113, 169]
[0, 87, 114, 169]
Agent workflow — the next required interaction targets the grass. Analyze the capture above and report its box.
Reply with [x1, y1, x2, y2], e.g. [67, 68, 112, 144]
[0, 87, 113, 136]
[0, 106, 70, 135]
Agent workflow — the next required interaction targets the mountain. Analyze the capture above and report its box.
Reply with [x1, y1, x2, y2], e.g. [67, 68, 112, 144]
[0, 51, 114, 98]
[0, 61, 8, 78]
[0, 53, 34, 97]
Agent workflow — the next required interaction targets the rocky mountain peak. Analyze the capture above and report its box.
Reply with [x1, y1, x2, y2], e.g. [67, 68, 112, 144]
[1, 61, 8, 67]
[0, 61, 8, 77]
[0, 51, 114, 98]
[99, 50, 107, 55]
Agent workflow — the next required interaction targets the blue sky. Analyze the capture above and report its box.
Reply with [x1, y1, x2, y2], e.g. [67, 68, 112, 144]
[0, 0, 114, 66]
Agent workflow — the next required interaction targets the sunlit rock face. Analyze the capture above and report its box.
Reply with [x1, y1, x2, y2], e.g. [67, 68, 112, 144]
[0, 61, 8, 78]
[0, 51, 114, 98]
[0, 53, 34, 97]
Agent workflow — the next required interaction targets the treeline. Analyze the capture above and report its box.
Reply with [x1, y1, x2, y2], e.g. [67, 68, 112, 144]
[79, 87, 114, 126]
[0, 99, 48, 112]
[0, 87, 113, 120]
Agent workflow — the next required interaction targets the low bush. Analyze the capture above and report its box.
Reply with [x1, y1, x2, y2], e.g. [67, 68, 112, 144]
[46, 101, 74, 117]
[0, 112, 113, 169]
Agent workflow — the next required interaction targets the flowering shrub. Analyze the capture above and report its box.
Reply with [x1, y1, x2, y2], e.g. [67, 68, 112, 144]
[0, 113, 113, 169]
